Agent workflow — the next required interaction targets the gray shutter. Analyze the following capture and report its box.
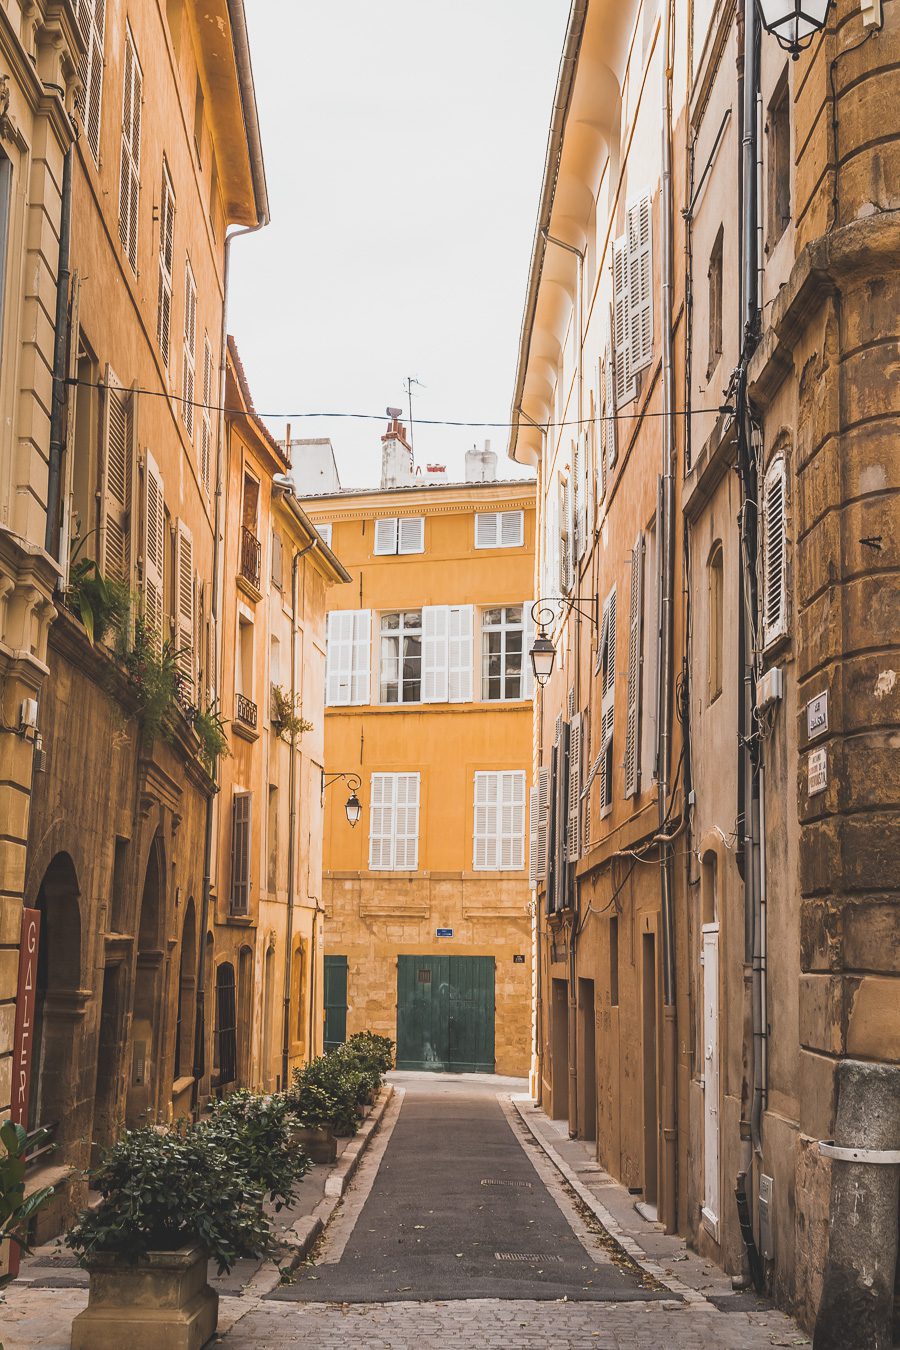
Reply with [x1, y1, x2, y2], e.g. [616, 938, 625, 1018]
[628, 194, 654, 373]
[528, 785, 540, 887]
[624, 535, 644, 799]
[230, 792, 252, 914]
[567, 711, 582, 862]
[537, 765, 550, 881]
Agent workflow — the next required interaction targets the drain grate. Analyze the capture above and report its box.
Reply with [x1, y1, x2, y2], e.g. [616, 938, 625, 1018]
[494, 1252, 563, 1263]
[480, 1178, 532, 1188]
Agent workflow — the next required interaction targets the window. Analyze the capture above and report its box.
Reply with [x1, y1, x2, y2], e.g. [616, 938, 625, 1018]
[143, 449, 164, 646]
[267, 784, 278, 892]
[624, 536, 644, 798]
[230, 794, 252, 914]
[708, 543, 724, 702]
[369, 773, 420, 870]
[200, 336, 213, 493]
[473, 771, 526, 871]
[157, 163, 175, 368]
[767, 75, 791, 249]
[596, 586, 617, 813]
[240, 474, 261, 588]
[481, 605, 531, 701]
[326, 609, 371, 705]
[101, 367, 135, 585]
[271, 529, 283, 589]
[118, 26, 142, 271]
[380, 610, 422, 704]
[175, 520, 194, 696]
[182, 260, 197, 437]
[707, 227, 723, 379]
[422, 605, 473, 703]
[612, 194, 653, 405]
[193, 75, 204, 162]
[317, 522, 333, 547]
[558, 474, 573, 593]
[237, 615, 254, 699]
[269, 633, 281, 687]
[214, 963, 237, 1085]
[373, 516, 424, 555]
[641, 516, 658, 786]
[528, 766, 550, 888]
[75, 0, 106, 164]
[475, 511, 524, 549]
[762, 456, 788, 645]
[600, 316, 617, 475]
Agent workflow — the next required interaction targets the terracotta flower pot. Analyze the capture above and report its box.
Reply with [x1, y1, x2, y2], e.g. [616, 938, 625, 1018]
[71, 1242, 217, 1350]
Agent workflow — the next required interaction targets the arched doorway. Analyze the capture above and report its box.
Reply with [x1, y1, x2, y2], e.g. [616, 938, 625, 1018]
[213, 962, 237, 1091]
[261, 941, 276, 1091]
[237, 945, 253, 1087]
[126, 834, 165, 1126]
[30, 853, 83, 1138]
[174, 899, 197, 1083]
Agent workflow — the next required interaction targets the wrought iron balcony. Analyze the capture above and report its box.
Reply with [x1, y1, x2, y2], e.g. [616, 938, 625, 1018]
[235, 692, 258, 730]
[239, 526, 261, 590]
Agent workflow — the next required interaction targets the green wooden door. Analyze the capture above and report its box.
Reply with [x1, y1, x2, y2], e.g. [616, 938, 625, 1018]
[396, 955, 494, 1072]
[323, 955, 348, 1051]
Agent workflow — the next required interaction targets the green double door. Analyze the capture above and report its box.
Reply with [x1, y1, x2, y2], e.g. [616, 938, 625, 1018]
[396, 955, 495, 1073]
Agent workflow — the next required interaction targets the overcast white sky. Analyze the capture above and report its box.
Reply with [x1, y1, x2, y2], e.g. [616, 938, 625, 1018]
[228, 1, 569, 489]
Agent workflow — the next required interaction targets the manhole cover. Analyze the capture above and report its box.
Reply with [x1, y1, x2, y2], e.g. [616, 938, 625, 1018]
[480, 1178, 532, 1188]
[494, 1252, 563, 1262]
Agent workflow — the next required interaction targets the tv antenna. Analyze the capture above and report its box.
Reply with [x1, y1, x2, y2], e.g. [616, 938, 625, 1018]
[403, 376, 424, 455]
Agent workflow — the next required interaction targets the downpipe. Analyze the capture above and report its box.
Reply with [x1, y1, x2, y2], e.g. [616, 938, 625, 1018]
[45, 145, 74, 562]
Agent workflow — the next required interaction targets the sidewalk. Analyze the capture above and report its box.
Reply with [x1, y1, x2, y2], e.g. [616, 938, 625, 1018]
[0, 1085, 394, 1350]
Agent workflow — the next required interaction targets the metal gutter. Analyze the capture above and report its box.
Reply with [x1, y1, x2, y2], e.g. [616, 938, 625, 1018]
[282, 494, 352, 584]
[226, 0, 270, 225]
[506, 0, 589, 464]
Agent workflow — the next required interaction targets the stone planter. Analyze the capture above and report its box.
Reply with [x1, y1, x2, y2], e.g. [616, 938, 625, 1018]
[71, 1242, 217, 1350]
[292, 1124, 337, 1163]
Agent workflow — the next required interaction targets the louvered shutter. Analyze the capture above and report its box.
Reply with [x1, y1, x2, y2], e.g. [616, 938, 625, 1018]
[182, 260, 197, 437]
[369, 774, 393, 869]
[501, 511, 524, 546]
[762, 458, 787, 645]
[567, 711, 582, 861]
[317, 523, 332, 546]
[118, 28, 142, 271]
[175, 521, 194, 695]
[572, 438, 584, 561]
[529, 785, 540, 887]
[599, 587, 617, 810]
[351, 609, 371, 704]
[522, 604, 536, 698]
[230, 793, 252, 914]
[394, 773, 420, 869]
[326, 611, 354, 705]
[157, 165, 175, 367]
[206, 610, 217, 703]
[613, 239, 634, 406]
[545, 482, 559, 600]
[143, 450, 165, 648]
[271, 529, 283, 589]
[475, 513, 499, 549]
[628, 195, 654, 373]
[76, 0, 106, 164]
[500, 772, 526, 870]
[100, 367, 133, 582]
[398, 517, 424, 554]
[624, 536, 644, 798]
[374, 517, 398, 554]
[448, 605, 473, 702]
[473, 772, 498, 870]
[536, 765, 550, 880]
[201, 337, 213, 492]
[422, 605, 449, 703]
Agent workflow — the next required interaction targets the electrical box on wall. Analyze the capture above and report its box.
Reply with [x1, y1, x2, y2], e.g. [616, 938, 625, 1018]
[756, 667, 783, 711]
[759, 1174, 775, 1260]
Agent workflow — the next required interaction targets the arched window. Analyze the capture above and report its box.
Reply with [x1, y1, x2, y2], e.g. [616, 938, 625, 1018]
[214, 962, 236, 1089]
[708, 543, 723, 704]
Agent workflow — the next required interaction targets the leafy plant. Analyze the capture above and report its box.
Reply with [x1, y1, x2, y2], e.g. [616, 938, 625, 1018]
[270, 684, 313, 743]
[345, 1031, 395, 1076]
[192, 700, 230, 769]
[66, 1126, 273, 1275]
[1, 1121, 55, 1287]
[66, 557, 132, 646]
[119, 619, 184, 740]
[288, 1056, 362, 1136]
[199, 1091, 310, 1209]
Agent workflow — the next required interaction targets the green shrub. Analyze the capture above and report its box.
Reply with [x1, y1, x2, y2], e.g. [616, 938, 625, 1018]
[289, 1056, 361, 1136]
[67, 1126, 272, 1274]
[200, 1091, 310, 1208]
[345, 1031, 395, 1075]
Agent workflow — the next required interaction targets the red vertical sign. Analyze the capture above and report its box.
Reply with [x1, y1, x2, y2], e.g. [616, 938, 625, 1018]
[11, 908, 40, 1126]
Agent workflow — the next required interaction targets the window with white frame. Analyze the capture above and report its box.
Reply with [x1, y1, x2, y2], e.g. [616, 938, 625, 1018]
[473, 771, 526, 871]
[481, 605, 533, 701]
[380, 610, 423, 704]
[326, 609, 370, 705]
[475, 511, 524, 549]
[369, 773, 420, 870]
[118, 25, 143, 272]
[373, 516, 424, 555]
[762, 455, 788, 646]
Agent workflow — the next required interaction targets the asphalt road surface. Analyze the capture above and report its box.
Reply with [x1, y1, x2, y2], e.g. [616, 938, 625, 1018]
[271, 1074, 667, 1305]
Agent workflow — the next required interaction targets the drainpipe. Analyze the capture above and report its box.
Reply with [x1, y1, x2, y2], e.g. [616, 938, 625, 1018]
[657, 0, 679, 1235]
[45, 145, 74, 562]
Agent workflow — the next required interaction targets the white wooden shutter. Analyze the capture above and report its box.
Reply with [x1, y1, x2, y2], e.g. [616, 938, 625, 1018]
[326, 611, 354, 705]
[500, 510, 525, 547]
[100, 366, 133, 581]
[230, 792, 252, 914]
[522, 604, 536, 698]
[536, 765, 550, 880]
[369, 773, 394, 869]
[762, 457, 787, 645]
[317, 522, 332, 546]
[475, 513, 499, 549]
[529, 784, 540, 887]
[572, 438, 584, 561]
[448, 604, 473, 703]
[624, 535, 644, 798]
[76, 0, 106, 164]
[613, 239, 634, 406]
[473, 772, 497, 870]
[628, 194, 654, 374]
[201, 336, 213, 493]
[351, 609, 371, 703]
[567, 711, 582, 861]
[599, 587, 617, 810]
[500, 771, 526, 869]
[118, 26, 142, 272]
[143, 450, 165, 648]
[398, 516, 425, 554]
[394, 773, 420, 869]
[175, 520, 195, 694]
[157, 164, 175, 368]
[559, 477, 571, 593]
[422, 605, 449, 703]
[182, 259, 197, 437]
[373, 517, 398, 555]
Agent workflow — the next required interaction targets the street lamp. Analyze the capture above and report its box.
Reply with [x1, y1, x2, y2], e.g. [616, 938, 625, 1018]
[528, 597, 599, 688]
[757, 0, 832, 58]
[321, 771, 363, 827]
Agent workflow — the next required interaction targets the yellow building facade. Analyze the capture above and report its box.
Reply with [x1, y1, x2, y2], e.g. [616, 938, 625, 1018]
[305, 452, 536, 1077]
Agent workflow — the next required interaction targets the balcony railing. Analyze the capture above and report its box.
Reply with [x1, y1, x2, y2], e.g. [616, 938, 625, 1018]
[240, 526, 261, 590]
[235, 692, 258, 730]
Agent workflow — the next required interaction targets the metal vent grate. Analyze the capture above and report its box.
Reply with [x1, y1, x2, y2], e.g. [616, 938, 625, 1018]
[481, 1178, 532, 1189]
[494, 1252, 563, 1262]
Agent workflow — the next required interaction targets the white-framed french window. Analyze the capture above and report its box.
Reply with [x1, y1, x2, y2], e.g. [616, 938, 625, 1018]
[75, 0, 106, 164]
[373, 516, 424, 555]
[118, 24, 142, 271]
[182, 258, 197, 437]
[761, 454, 788, 646]
[325, 609, 370, 706]
[474, 510, 524, 549]
[473, 771, 526, 871]
[379, 609, 423, 704]
[156, 161, 175, 368]
[481, 604, 534, 701]
[369, 772, 420, 870]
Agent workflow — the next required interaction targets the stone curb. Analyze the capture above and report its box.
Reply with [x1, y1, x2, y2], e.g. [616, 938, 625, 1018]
[509, 1095, 714, 1309]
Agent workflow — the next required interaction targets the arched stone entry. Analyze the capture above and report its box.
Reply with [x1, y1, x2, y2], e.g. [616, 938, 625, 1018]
[29, 853, 86, 1140]
[126, 834, 165, 1127]
[237, 945, 253, 1087]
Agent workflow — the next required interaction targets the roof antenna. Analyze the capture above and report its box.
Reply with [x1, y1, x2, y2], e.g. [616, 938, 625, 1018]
[403, 376, 424, 457]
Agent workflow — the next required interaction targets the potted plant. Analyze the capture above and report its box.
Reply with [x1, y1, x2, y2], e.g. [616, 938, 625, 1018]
[270, 684, 313, 743]
[67, 1126, 272, 1350]
[199, 1091, 311, 1208]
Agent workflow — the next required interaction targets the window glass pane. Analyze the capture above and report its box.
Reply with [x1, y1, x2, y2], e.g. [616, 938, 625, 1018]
[483, 608, 502, 627]
[505, 605, 523, 624]
[382, 612, 400, 632]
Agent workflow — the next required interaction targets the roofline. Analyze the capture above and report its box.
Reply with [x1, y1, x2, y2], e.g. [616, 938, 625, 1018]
[225, 337, 287, 468]
[506, 0, 588, 465]
[226, 0, 270, 225]
[300, 478, 537, 504]
[276, 492, 352, 584]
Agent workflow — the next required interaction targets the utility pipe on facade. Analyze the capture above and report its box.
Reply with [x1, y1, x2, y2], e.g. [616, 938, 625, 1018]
[45, 145, 74, 562]
[657, 0, 679, 1235]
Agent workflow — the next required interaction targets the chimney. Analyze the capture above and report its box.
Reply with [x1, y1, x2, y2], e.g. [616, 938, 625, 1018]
[465, 438, 498, 483]
[380, 415, 414, 489]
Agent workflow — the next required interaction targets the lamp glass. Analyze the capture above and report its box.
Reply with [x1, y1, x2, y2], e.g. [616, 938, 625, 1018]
[345, 792, 362, 827]
[757, 0, 831, 52]
[530, 632, 556, 687]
